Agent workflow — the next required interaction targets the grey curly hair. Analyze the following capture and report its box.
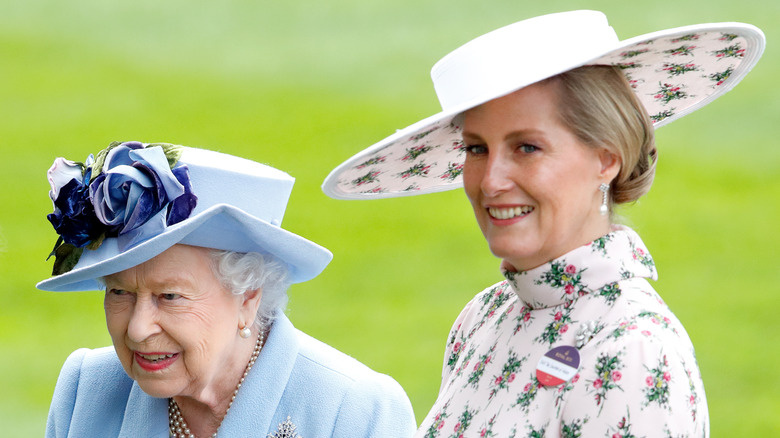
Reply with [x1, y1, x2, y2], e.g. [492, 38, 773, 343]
[208, 250, 291, 329]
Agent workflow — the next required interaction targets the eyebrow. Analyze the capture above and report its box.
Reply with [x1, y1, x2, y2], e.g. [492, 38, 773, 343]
[103, 274, 192, 292]
[462, 128, 548, 143]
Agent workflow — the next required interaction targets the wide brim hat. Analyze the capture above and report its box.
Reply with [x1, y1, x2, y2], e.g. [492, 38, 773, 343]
[39, 145, 333, 292]
[322, 10, 765, 200]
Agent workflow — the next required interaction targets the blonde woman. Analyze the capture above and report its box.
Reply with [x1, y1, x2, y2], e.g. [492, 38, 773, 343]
[323, 10, 764, 437]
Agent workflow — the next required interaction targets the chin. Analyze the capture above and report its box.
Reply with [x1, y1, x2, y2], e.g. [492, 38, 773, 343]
[489, 245, 536, 269]
[135, 379, 180, 398]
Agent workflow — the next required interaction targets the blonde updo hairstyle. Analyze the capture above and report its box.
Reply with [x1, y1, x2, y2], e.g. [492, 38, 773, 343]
[542, 65, 657, 206]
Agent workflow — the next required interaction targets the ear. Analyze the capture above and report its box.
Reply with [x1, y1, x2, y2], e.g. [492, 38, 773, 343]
[597, 147, 621, 182]
[239, 288, 263, 327]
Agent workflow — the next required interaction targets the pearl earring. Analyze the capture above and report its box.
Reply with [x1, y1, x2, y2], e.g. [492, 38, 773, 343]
[239, 325, 252, 338]
[599, 183, 610, 216]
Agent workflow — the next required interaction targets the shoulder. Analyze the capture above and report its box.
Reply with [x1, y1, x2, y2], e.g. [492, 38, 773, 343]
[566, 327, 708, 436]
[295, 330, 367, 373]
[556, 279, 709, 436]
[588, 277, 698, 361]
[47, 347, 133, 437]
[51, 346, 128, 397]
[603, 277, 693, 346]
[445, 280, 514, 347]
[563, 281, 708, 436]
[64, 345, 125, 375]
[453, 280, 513, 331]
[62, 346, 130, 393]
[436, 280, 515, 383]
[288, 330, 416, 437]
[294, 329, 407, 395]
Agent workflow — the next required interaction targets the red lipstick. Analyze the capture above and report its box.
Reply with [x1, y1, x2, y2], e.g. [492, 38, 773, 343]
[134, 352, 179, 372]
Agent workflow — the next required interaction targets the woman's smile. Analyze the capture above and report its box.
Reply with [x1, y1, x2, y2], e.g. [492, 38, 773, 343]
[462, 80, 617, 271]
[134, 351, 179, 372]
[104, 245, 249, 400]
[487, 205, 534, 221]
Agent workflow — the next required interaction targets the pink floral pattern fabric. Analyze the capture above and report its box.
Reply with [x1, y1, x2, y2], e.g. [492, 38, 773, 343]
[415, 227, 708, 437]
[324, 29, 760, 199]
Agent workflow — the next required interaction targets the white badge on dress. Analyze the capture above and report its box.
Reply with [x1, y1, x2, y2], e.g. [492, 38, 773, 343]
[536, 345, 580, 387]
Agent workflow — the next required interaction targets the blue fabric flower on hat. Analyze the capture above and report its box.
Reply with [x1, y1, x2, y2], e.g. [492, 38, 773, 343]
[89, 141, 196, 236]
[47, 156, 101, 248]
[46, 141, 198, 275]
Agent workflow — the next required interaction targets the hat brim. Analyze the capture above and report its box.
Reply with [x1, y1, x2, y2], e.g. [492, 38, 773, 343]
[322, 22, 765, 200]
[37, 204, 333, 291]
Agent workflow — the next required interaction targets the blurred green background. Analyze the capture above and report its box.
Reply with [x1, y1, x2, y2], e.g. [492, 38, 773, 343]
[1, 0, 777, 435]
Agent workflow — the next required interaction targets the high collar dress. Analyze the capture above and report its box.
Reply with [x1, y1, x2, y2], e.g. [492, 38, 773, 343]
[415, 226, 708, 438]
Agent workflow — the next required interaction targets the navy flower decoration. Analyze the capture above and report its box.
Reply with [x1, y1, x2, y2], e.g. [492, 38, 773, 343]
[46, 141, 197, 275]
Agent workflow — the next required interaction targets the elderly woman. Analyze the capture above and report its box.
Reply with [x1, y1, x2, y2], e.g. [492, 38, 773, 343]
[323, 10, 764, 437]
[40, 142, 416, 437]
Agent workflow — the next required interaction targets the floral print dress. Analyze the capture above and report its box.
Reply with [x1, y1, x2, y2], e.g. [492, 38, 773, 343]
[415, 227, 708, 438]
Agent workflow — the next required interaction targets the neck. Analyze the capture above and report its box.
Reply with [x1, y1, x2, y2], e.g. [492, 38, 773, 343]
[171, 328, 263, 437]
[503, 222, 614, 273]
[171, 399, 224, 437]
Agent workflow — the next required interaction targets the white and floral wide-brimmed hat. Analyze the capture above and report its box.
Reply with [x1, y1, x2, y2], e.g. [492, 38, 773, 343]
[322, 10, 765, 200]
[38, 141, 333, 292]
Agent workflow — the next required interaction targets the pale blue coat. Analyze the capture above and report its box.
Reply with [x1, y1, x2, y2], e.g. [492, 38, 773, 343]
[47, 314, 416, 437]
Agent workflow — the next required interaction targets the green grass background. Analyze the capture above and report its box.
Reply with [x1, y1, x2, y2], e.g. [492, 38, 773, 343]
[1, 0, 778, 435]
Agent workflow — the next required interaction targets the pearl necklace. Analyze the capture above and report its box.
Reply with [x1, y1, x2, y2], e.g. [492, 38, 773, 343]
[168, 331, 264, 438]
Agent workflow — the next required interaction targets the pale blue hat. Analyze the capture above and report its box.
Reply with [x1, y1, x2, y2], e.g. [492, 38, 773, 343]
[38, 142, 332, 292]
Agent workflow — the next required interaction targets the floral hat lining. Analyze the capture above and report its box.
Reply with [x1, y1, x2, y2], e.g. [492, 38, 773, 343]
[322, 20, 764, 200]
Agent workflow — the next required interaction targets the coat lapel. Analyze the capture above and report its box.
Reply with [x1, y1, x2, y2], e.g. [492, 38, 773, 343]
[219, 313, 300, 434]
[118, 384, 170, 438]
[112, 313, 300, 437]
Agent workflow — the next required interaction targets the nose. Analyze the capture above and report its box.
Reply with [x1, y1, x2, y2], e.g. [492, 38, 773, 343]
[127, 296, 162, 343]
[480, 152, 514, 197]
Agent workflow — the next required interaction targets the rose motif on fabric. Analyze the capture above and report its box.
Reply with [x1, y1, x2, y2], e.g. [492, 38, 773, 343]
[45, 141, 197, 275]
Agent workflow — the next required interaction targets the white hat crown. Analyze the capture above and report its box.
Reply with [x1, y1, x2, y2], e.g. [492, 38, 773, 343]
[433, 11, 618, 111]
